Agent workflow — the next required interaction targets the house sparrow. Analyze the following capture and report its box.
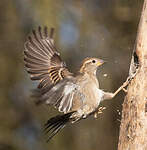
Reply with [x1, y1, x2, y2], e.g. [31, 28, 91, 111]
[24, 26, 127, 141]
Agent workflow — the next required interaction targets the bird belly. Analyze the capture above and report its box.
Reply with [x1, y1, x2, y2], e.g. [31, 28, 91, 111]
[71, 82, 104, 118]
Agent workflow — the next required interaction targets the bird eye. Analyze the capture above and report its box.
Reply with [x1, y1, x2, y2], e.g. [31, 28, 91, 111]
[92, 60, 96, 63]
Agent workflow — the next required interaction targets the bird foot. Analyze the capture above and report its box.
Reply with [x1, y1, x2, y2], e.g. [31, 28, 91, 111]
[122, 87, 127, 93]
[94, 106, 106, 118]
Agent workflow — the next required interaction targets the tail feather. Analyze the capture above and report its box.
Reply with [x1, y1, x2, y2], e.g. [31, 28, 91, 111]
[43, 112, 75, 142]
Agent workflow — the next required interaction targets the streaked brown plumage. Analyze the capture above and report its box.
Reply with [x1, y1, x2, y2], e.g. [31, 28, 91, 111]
[24, 26, 124, 141]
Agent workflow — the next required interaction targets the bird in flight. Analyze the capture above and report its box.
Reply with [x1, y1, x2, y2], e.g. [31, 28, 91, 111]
[24, 26, 127, 141]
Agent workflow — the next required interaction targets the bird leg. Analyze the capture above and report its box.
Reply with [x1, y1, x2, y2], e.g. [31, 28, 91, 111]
[112, 78, 130, 97]
[103, 77, 131, 100]
[112, 67, 139, 96]
[122, 87, 127, 93]
[94, 77, 131, 118]
[94, 76, 133, 118]
[94, 106, 106, 118]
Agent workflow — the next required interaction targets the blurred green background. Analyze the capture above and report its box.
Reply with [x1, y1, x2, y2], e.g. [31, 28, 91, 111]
[0, 0, 143, 150]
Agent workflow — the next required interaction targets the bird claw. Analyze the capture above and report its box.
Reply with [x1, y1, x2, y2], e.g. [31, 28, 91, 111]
[94, 106, 106, 118]
[98, 106, 106, 113]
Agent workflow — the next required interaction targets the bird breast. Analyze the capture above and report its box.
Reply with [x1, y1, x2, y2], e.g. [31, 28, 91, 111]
[78, 74, 104, 108]
[83, 82, 104, 107]
[71, 73, 104, 114]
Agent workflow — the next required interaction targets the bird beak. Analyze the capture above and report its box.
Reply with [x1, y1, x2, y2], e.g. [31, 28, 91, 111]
[97, 59, 105, 66]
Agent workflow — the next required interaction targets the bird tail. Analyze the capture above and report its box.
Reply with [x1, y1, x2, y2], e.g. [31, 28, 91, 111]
[43, 112, 75, 142]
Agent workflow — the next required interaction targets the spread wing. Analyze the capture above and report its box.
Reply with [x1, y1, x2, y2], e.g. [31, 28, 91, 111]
[24, 26, 80, 113]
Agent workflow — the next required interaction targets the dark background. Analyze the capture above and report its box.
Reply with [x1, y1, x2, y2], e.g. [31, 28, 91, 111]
[0, 0, 143, 150]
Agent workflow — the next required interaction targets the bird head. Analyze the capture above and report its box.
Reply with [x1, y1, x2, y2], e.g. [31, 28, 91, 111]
[80, 57, 105, 74]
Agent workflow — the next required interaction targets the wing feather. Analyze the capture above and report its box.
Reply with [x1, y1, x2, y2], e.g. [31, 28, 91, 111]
[24, 26, 83, 113]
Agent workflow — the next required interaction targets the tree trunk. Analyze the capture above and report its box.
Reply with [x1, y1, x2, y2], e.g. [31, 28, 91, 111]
[118, 0, 147, 150]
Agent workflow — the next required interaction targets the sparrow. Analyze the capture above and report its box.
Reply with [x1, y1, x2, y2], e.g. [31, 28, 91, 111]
[24, 26, 126, 141]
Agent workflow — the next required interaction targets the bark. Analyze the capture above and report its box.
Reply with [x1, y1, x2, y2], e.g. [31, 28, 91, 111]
[118, 1, 147, 150]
